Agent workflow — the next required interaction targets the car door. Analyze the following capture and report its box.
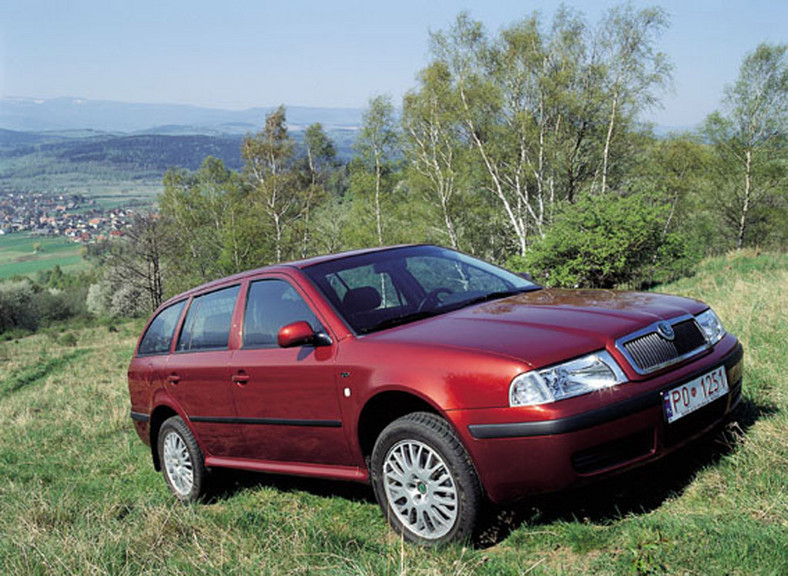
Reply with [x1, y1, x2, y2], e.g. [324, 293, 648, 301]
[129, 299, 188, 424]
[229, 275, 353, 466]
[164, 285, 245, 458]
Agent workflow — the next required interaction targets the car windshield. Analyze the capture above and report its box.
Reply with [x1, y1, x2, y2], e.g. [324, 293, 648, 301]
[302, 245, 540, 334]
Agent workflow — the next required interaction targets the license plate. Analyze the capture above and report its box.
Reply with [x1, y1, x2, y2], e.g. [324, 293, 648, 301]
[663, 365, 729, 424]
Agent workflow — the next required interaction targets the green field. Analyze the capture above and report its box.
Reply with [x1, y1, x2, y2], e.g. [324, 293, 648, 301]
[0, 233, 90, 279]
[1, 251, 786, 574]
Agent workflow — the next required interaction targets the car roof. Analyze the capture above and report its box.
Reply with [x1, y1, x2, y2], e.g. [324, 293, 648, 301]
[157, 244, 423, 309]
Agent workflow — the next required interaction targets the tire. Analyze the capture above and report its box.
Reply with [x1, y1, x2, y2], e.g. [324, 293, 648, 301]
[157, 416, 207, 503]
[370, 412, 482, 545]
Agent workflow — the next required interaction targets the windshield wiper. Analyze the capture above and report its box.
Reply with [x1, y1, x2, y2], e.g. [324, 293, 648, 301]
[358, 286, 540, 334]
[457, 287, 538, 309]
[358, 310, 440, 334]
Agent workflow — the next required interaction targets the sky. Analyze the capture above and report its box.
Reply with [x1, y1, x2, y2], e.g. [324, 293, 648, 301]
[1, 0, 787, 127]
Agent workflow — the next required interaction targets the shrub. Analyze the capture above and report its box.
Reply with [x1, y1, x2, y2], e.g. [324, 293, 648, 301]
[108, 285, 146, 318]
[59, 332, 78, 347]
[86, 282, 110, 318]
[511, 193, 698, 289]
[34, 287, 87, 324]
[0, 280, 38, 333]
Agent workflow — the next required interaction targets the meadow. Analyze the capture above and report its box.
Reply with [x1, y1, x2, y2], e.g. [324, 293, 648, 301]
[0, 251, 786, 575]
[0, 234, 89, 279]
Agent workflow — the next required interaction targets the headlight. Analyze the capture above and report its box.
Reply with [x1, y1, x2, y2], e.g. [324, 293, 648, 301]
[509, 350, 628, 407]
[695, 308, 725, 345]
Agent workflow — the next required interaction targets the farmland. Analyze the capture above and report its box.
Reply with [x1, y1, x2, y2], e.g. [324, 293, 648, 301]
[0, 234, 89, 279]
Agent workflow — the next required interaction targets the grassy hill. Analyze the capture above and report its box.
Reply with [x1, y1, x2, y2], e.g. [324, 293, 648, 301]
[1, 251, 786, 574]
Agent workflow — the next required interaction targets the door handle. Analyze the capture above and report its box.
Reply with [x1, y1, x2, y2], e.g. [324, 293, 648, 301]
[232, 373, 249, 385]
[167, 374, 180, 384]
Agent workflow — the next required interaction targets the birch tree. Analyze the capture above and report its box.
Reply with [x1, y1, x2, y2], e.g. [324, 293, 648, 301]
[242, 105, 297, 262]
[159, 158, 248, 287]
[300, 123, 336, 256]
[402, 62, 464, 249]
[704, 43, 788, 250]
[429, 12, 602, 255]
[353, 95, 399, 245]
[596, 5, 671, 193]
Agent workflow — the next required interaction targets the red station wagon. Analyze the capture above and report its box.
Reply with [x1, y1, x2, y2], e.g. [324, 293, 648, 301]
[128, 244, 744, 544]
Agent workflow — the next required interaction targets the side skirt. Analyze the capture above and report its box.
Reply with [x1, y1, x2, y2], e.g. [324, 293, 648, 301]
[204, 456, 369, 483]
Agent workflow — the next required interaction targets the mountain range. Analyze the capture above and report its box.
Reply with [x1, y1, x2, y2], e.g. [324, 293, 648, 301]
[0, 97, 364, 134]
[0, 97, 363, 197]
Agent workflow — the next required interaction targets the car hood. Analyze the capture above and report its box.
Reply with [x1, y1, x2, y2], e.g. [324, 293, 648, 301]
[370, 289, 707, 369]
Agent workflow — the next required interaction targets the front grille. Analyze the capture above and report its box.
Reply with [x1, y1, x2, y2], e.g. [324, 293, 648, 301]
[572, 428, 655, 474]
[619, 318, 708, 374]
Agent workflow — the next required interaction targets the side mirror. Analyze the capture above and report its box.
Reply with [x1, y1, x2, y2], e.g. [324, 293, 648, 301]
[277, 321, 331, 348]
[518, 272, 534, 282]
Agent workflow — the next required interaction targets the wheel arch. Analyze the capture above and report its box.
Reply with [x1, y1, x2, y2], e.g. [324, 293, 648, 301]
[356, 390, 444, 460]
[149, 405, 180, 471]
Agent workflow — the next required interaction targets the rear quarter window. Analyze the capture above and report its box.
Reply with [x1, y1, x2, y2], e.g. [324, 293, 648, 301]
[137, 300, 187, 356]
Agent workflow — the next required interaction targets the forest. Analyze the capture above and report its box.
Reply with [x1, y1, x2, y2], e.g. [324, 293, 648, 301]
[3, 4, 788, 328]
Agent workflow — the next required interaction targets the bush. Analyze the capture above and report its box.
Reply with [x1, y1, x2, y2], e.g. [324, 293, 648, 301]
[0, 280, 38, 333]
[511, 193, 698, 289]
[108, 284, 146, 318]
[34, 287, 88, 324]
[86, 282, 110, 317]
[59, 332, 78, 347]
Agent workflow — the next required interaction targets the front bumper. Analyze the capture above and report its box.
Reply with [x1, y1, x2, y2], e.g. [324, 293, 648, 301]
[450, 339, 744, 504]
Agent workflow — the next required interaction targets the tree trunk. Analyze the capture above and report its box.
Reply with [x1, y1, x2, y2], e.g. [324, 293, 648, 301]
[601, 90, 619, 194]
[374, 155, 383, 245]
[439, 190, 459, 249]
[737, 148, 753, 251]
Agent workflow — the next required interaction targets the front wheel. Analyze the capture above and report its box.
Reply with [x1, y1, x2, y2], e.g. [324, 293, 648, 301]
[370, 412, 482, 545]
[157, 416, 207, 503]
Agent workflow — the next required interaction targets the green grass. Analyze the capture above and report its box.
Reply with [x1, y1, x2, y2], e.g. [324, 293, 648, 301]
[0, 233, 90, 279]
[1, 251, 786, 575]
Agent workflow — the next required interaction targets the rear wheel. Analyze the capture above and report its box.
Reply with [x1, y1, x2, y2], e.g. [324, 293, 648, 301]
[158, 416, 207, 502]
[371, 412, 482, 545]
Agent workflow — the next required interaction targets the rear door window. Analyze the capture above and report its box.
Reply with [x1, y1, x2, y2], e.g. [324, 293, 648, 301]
[137, 300, 187, 356]
[176, 285, 240, 352]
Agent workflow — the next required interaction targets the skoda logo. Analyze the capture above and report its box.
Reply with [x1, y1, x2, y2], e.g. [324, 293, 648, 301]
[657, 321, 675, 341]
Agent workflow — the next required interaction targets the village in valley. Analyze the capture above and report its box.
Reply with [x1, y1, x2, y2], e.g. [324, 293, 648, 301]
[0, 191, 137, 243]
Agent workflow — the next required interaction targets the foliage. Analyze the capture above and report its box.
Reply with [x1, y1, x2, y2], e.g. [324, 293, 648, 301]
[351, 95, 401, 245]
[0, 278, 89, 334]
[159, 157, 255, 291]
[402, 62, 466, 250]
[515, 192, 697, 288]
[241, 105, 299, 263]
[86, 281, 109, 317]
[702, 43, 788, 250]
[298, 123, 337, 257]
[421, 6, 672, 256]
[0, 280, 38, 332]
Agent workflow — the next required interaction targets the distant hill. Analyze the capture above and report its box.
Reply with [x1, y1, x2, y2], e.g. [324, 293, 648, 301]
[0, 125, 357, 198]
[0, 97, 363, 133]
[0, 97, 360, 198]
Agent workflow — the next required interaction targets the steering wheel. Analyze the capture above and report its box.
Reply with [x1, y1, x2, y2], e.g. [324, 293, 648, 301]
[417, 288, 453, 312]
